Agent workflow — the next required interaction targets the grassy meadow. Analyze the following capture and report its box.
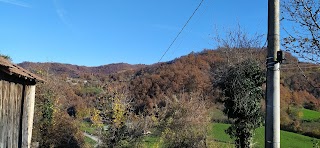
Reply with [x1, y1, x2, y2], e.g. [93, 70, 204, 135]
[143, 123, 320, 148]
[301, 108, 320, 121]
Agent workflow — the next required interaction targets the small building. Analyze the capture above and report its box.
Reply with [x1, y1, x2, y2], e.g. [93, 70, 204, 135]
[0, 57, 44, 148]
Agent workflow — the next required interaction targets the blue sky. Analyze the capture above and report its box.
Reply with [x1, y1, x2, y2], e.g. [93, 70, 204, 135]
[0, 0, 268, 66]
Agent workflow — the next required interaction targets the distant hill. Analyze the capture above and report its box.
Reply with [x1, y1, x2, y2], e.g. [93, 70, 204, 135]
[18, 49, 320, 106]
[23, 49, 320, 142]
[18, 49, 320, 109]
[127, 49, 320, 109]
[18, 62, 146, 78]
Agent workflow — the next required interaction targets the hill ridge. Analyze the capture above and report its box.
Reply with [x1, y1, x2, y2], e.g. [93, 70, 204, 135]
[18, 61, 147, 78]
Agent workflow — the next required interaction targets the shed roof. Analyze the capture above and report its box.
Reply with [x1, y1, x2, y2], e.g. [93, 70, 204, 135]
[0, 57, 44, 82]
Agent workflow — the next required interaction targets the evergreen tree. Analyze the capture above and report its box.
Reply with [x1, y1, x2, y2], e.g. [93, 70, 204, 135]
[219, 60, 265, 148]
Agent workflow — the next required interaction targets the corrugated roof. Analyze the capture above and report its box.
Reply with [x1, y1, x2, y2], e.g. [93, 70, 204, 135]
[0, 57, 44, 82]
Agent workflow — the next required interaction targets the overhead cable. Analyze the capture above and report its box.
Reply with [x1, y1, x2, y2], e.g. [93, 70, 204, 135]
[158, 0, 205, 62]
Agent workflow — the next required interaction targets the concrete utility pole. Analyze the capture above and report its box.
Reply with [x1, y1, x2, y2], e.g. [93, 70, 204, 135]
[266, 0, 281, 147]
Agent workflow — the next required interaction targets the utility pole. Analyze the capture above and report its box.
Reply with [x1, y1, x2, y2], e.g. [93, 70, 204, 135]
[266, 0, 281, 147]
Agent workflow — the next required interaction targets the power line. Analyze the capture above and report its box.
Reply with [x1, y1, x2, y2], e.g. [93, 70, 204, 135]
[281, 62, 320, 69]
[158, 0, 205, 63]
[281, 66, 320, 70]
[296, 62, 320, 88]
[281, 65, 320, 70]
[281, 61, 320, 88]
[169, 0, 210, 59]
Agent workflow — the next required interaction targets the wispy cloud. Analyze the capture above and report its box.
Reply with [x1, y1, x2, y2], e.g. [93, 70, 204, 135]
[53, 0, 72, 28]
[0, 0, 31, 8]
[56, 8, 71, 27]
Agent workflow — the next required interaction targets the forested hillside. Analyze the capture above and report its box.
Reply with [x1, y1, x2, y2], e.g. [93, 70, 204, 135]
[20, 48, 320, 147]
[19, 62, 146, 78]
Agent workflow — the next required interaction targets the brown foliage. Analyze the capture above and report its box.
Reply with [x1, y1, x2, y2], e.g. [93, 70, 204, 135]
[47, 112, 86, 148]
[129, 50, 222, 110]
[18, 48, 320, 146]
[19, 62, 145, 78]
[156, 94, 210, 148]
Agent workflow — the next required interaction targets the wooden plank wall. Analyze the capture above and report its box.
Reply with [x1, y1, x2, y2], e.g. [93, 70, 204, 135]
[0, 80, 23, 148]
[22, 85, 35, 148]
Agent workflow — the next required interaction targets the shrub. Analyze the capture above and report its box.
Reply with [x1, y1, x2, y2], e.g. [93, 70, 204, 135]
[218, 60, 265, 148]
[101, 92, 144, 148]
[156, 95, 210, 148]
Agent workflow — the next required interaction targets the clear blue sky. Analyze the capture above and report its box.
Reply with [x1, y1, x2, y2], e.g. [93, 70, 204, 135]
[0, 0, 267, 66]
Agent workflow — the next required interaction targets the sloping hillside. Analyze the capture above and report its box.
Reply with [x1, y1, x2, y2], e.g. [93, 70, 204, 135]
[19, 48, 320, 145]
[18, 62, 146, 78]
[128, 49, 320, 108]
[18, 49, 320, 109]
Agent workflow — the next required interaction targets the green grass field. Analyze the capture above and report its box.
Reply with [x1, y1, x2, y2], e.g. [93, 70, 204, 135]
[143, 135, 160, 148]
[84, 137, 97, 148]
[80, 121, 97, 135]
[211, 123, 320, 148]
[80, 121, 100, 147]
[143, 123, 320, 148]
[301, 108, 320, 121]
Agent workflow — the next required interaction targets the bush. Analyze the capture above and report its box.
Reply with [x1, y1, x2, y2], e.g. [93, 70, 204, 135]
[77, 86, 103, 97]
[156, 95, 210, 148]
[304, 101, 318, 111]
[219, 60, 265, 148]
[49, 112, 86, 148]
[32, 82, 86, 148]
[101, 92, 144, 148]
[160, 127, 207, 148]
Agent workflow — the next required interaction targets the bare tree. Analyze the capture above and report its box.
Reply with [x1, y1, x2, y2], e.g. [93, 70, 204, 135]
[282, 0, 320, 62]
[214, 24, 264, 50]
[213, 24, 264, 65]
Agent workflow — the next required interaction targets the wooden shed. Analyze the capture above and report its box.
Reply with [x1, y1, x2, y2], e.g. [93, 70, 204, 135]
[0, 57, 44, 148]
